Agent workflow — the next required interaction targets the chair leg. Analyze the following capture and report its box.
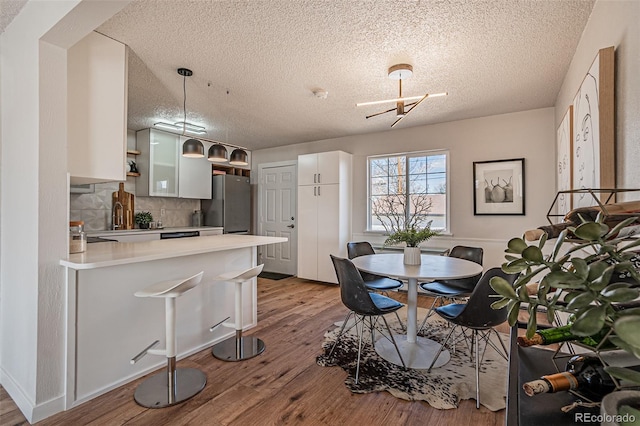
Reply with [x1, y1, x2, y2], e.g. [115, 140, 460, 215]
[327, 311, 353, 360]
[490, 328, 509, 361]
[394, 311, 406, 332]
[355, 315, 365, 384]
[381, 315, 405, 367]
[427, 324, 458, 372]
[418, 296, 440, 333]
[475, 330, 480, 409]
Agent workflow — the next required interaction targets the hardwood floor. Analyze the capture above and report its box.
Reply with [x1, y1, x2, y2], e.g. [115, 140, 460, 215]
[1, 277, 505, 425]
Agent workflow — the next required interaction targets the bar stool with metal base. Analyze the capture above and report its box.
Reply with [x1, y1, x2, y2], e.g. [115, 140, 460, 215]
[131, 271, 206, 408]
[211, 264, 265, 361]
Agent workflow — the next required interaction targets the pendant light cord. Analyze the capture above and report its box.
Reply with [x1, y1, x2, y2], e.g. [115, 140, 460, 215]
[182, 74, 187, 136]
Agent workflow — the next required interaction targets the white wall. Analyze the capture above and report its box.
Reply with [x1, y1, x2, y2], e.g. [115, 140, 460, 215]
[252, 107, 556, 268]
[555, 0, 640, 193]
[0, 1, 129, 422]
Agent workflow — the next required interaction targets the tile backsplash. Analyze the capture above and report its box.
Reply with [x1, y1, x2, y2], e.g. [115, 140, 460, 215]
[70, 177, 201, 231]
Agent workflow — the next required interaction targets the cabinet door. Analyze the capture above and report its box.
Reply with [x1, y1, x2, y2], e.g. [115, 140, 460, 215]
[297, 185, 318, 280]
[68, 32, 127, 184]
[297, 154, 318, 186]
[316, 184, 340, 284]
[148, 131, 180, 197]
[178, 138, 212, 199]
[316, 151, 342, 185]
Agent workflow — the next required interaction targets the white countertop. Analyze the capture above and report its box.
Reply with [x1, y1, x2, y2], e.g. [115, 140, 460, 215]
[60, 234, 287, 270]
[86, 226, 222, 237]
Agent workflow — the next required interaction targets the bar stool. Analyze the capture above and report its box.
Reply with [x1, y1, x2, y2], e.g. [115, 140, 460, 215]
[130, 271, 206, 408]
[211, 264, 265, 361]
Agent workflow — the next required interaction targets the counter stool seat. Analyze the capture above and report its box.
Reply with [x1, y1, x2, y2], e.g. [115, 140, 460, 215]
[131, 271, 206, 408]
[212, 264, 265, 362]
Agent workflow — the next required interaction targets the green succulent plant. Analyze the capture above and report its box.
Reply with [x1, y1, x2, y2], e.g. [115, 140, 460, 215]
[134, 211, 153, 226]
[489, 214, 640, 383]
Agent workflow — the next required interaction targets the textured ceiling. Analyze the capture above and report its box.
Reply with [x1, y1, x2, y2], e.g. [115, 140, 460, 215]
[4, 1, 595, 151]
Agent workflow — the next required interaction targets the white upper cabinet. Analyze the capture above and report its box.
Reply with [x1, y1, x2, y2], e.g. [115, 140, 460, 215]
[68, 32, 128, 184]
[298, 151, 344, 186]
[136, 129, 212, 199]
[178, 137, 212, 199]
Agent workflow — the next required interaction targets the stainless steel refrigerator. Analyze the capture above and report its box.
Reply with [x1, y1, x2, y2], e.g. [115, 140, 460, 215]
[201, 174, 251, 234]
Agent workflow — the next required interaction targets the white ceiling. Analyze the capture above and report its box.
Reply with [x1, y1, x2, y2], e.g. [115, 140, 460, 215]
[3, 0, 595, 151]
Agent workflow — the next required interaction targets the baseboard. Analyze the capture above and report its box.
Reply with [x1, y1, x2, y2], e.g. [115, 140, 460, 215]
[0, 366, 65, 423]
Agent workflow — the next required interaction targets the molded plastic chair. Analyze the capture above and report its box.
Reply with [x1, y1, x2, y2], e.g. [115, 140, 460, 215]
[131, 271, 206, 408]
[427, 267, 518, 408]
[347, 241, 405, 330]
[418, 245, 483, 330]
[328, 255, 405, 384]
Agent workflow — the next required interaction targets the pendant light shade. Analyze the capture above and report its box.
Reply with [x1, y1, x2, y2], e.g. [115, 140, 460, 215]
[208, 144, 228, 162]
[229, 149, 249, 166]
[183, 138, 205, 157]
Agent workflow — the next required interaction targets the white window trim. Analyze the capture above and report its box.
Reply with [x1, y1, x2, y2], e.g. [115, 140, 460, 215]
[366, 149, 450, 234]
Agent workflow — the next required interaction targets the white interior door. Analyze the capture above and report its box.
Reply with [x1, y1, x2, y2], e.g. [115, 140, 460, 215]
[258, 163, 297, 274]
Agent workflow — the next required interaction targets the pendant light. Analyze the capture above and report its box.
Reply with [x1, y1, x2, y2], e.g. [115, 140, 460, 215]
[178, 68, 204, 158]
[208, 143, 228, 162]
[229, 148, 249, 166]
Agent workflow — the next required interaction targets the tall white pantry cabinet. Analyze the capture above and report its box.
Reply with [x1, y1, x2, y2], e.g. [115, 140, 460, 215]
[297, 151, 352, 284]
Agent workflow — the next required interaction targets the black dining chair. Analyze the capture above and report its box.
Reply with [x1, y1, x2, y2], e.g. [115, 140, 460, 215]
[328, 255, 406, 384]
[418, 245, 483, 332]
[347, 241, 406, 330]
[426, 267, 518, 408]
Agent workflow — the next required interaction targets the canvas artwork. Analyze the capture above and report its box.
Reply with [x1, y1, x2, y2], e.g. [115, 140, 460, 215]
[572, 46, 615, 208]
[473, 158, 525, 215]
[556, 106, 573, 220]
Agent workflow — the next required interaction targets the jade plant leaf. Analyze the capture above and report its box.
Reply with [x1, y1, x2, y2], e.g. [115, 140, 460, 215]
[601, 287, 640, 303]
[522, 246, 544, 262]
[604, 366, 640, 385]
[490, 276, 517, 298]
[507, 237, 528, 254]
[614, 316, 640, 349]
[574, 221, 609, 240]
[544, 270, 585, 289]
[570, 305, 606, 336]
[571, 258, 589, 280]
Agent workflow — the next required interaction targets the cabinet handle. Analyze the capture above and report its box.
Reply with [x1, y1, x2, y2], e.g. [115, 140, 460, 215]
[318, 173, 321, 183]
[318, 186, 321, 196]
[314, 173, 317, 184]
[314, 186, 317, 196]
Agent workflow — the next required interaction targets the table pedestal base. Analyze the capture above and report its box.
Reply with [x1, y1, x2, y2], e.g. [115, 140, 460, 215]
[375, 334, 450, 369]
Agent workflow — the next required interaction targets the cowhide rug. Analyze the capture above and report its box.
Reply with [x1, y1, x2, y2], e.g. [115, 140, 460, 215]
[316, 307, 508, 411]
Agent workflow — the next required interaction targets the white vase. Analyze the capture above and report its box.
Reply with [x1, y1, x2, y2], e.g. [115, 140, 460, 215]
[403, 247, 421, 265]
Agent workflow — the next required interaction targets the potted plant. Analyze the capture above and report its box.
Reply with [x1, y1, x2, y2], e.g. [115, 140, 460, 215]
[134, 211, 153, 229]
[372, 193, 440, 265]
[489, 215, 640, 384]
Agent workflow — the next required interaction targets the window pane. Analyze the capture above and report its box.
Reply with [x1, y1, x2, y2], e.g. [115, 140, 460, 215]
[427, 155, 446, 173]
[371, 177, 388, 195]
[409, 174, 426, 193]
[409, 157, 427, 174]
[427, 173, 446, 194]
[388, 157, 405, 176]
[370, 159, 388, 177]
[389, 176, 405, 194]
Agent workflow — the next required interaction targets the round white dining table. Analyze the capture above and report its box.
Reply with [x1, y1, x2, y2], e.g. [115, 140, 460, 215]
[351, 253, 483, 369]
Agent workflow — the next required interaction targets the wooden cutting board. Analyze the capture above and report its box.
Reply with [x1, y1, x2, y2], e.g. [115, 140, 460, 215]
[112, 182, 135, 229]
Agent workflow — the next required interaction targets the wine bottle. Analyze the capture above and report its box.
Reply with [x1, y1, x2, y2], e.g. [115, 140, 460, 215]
[523, 355, 616, 400]
[516, 324, 612, 349]
[523, 200, 640, 241]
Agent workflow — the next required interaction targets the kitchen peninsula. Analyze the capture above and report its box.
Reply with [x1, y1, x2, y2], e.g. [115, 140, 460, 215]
[60, 234, 287, 409]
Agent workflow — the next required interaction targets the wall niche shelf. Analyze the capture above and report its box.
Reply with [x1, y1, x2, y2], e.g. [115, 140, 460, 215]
[127, 150, 140, 176]
[211, 164, 250, 177]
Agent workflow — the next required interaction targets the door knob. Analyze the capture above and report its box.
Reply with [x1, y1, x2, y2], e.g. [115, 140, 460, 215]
[287, 224, 295, 229]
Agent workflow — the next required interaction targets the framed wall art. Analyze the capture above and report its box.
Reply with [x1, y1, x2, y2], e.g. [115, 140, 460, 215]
[473, 158, 525, 215]
[556, 105, 573, 219]
[572, 46, 615, 208]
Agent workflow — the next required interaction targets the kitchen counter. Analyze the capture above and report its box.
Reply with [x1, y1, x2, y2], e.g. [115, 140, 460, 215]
[60, 234, 287, 409]
[86, 226, 222, 237]
[61, 234, 284, 269]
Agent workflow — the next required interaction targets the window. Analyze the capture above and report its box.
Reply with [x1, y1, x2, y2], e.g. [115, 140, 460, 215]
[368, 150, 449, 233]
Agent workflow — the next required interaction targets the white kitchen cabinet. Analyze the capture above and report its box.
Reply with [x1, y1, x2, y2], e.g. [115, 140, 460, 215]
[68, 31, 128, 184]
[297, 151, 352, 284]
[297, 151, 344, 186]
[178, 137, 212, 199]
[136, 129, 212, 199]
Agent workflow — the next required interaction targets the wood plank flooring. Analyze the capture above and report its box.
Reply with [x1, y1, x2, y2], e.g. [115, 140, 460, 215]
[0, 277, 505, 426]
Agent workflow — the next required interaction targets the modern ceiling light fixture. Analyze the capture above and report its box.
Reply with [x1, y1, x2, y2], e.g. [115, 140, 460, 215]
[177, 67, 205, 157]
[356, 64, 448, 128]
[208, 143, 228, 162]
[229, 148, 249, 166]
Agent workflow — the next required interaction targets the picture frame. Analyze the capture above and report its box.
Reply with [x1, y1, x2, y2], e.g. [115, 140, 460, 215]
[473, 158, 525, 215]
[572, 46, 615, 208]
[556, 105, 573, 219]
